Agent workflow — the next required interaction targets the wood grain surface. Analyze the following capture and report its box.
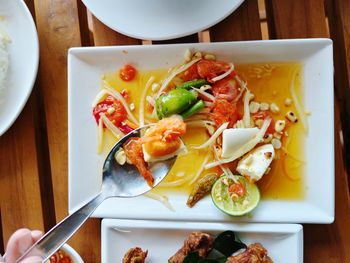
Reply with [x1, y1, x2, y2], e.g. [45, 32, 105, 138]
[266, 0, 350, 262]
[0, 94, 44, 244]
[1, 0, 349, 262]
[33, 0, 101, 260]
[326, 0, 350, 173]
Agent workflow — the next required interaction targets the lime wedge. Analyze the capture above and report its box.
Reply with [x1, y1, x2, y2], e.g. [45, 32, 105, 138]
[211, 174, 260, 216]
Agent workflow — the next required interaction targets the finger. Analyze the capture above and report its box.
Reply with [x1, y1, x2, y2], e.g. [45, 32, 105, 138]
[5, 228, 33, 263]
[30, 231, 43, 243]
[19, 256, 42, 263]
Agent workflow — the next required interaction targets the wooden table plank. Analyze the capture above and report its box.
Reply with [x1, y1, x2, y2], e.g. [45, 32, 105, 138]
[265, 0, 328, 39]
[152, 34, 199, 44]
[326, 0, 350, 172]
[266, 0, 350, 261]
[0, 0, 45, 252]
[33, 0, 101, 261]
[92, 16, 141, 46]
[0, 93, 45, 244]
[210, 0, 261, 41]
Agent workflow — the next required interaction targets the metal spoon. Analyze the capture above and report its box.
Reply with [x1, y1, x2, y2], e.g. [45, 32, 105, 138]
[14, 126, 177, 262]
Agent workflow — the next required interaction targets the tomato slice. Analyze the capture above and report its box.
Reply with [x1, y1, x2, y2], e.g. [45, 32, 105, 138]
[210, 99, 238, 128]
[228, 182, 246, 198]
[118, 122, 134, 134]
[197, 59, 230, 81]
[93, 95, 127, 125]
[59, 256, 72, 263]
[182, 63, 200, 81]
[120, 64, 136, 81]
[212, 78, 240, 102]
[49, 254, 58, 263]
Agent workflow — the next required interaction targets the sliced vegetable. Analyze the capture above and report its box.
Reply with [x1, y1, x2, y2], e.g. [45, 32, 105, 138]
[205, 118, 271, 169]
[212, 78, 240, 102]
[181, 100, 205, 119]
[97, 117, 104, 154]
[243, 89, 253, 128]
[156, 58, 201, 98]
[209, 99, 239, 127]
[188, 153, 211, 185]
[211, 175, 260, 216]
[290, 69, 309, 134]
[197, 60, 231, 81]
[176, 79, 208, 90]
[155, 89, 197, 119]
[191, 87, 216, 101]
[100, 113, 125, 138]
[193, 122, 228, 150]
[139, 76, 155, 126]
[119, 64, 136, 81]
[211, 63, 235, 82]
[91, 89, 108, 107]
[102, 80, 139, 124]
[144, 192, 175, 211]
[92, 95, 127, 124]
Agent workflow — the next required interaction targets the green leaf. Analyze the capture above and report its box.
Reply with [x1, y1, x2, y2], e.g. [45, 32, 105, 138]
[213, 231, 247, 257]
[181, 231, 247, 263]
[182, 251, 201, 263]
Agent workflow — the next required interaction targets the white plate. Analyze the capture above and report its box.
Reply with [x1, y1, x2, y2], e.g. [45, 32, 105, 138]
[81, 0, 244, 40]
[101, 219, 303, 263]
[68, 39, 334, 223]
[0, 0, 39, 136]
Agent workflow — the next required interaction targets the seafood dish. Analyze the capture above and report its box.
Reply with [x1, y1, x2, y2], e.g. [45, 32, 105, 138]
[92, 49, 306, 216]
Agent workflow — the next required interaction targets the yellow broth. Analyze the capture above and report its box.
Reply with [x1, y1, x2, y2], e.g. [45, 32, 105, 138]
[100, 62, 305, 200]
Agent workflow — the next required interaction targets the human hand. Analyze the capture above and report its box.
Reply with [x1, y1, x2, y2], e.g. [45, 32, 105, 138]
[0, 228, 43, 263]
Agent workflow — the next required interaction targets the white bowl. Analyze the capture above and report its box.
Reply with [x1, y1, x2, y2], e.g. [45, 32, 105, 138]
[0, 0, 39, 136]
[60, 244, 84, 263]
[81, 0, 244, 40]
[68, 39, 334, 223]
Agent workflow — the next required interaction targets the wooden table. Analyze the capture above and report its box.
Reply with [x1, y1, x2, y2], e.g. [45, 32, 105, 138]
[1, 0, 350, 262]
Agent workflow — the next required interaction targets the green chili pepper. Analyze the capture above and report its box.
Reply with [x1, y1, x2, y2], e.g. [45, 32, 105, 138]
[176, 79, 208, 90]
[181, 100, 205, 119]
[156, 89, 197, 119]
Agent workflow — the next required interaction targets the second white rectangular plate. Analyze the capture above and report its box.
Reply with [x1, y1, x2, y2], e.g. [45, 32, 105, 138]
[68, 39, 334, 223]
[101, 219, 303, 263]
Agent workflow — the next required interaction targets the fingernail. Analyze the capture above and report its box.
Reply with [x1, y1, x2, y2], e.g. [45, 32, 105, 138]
[31, 230, 43, 239]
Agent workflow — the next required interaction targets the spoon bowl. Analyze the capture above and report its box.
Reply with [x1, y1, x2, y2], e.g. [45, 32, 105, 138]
[15, 126, 177, 262]
[102, 127, 176, 198]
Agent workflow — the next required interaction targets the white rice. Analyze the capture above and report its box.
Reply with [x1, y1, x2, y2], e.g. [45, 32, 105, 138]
[0, 29, 9, 96]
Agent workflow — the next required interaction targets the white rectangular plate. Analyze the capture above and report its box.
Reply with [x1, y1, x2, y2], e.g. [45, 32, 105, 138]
[68, 39, 334, 223]
[101, 219, 303, 263]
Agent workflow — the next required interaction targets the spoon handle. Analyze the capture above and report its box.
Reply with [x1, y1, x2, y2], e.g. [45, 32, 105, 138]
[14, 193, 105, 262]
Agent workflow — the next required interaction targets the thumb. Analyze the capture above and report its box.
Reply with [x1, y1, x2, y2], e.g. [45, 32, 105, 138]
[5, 229, 43, 263]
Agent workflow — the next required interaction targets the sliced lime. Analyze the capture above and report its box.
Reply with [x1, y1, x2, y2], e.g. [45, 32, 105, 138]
[211, 174, 260, 216]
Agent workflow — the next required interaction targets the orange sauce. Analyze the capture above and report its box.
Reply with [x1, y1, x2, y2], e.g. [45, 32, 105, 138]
[101, 62, 305, 200]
